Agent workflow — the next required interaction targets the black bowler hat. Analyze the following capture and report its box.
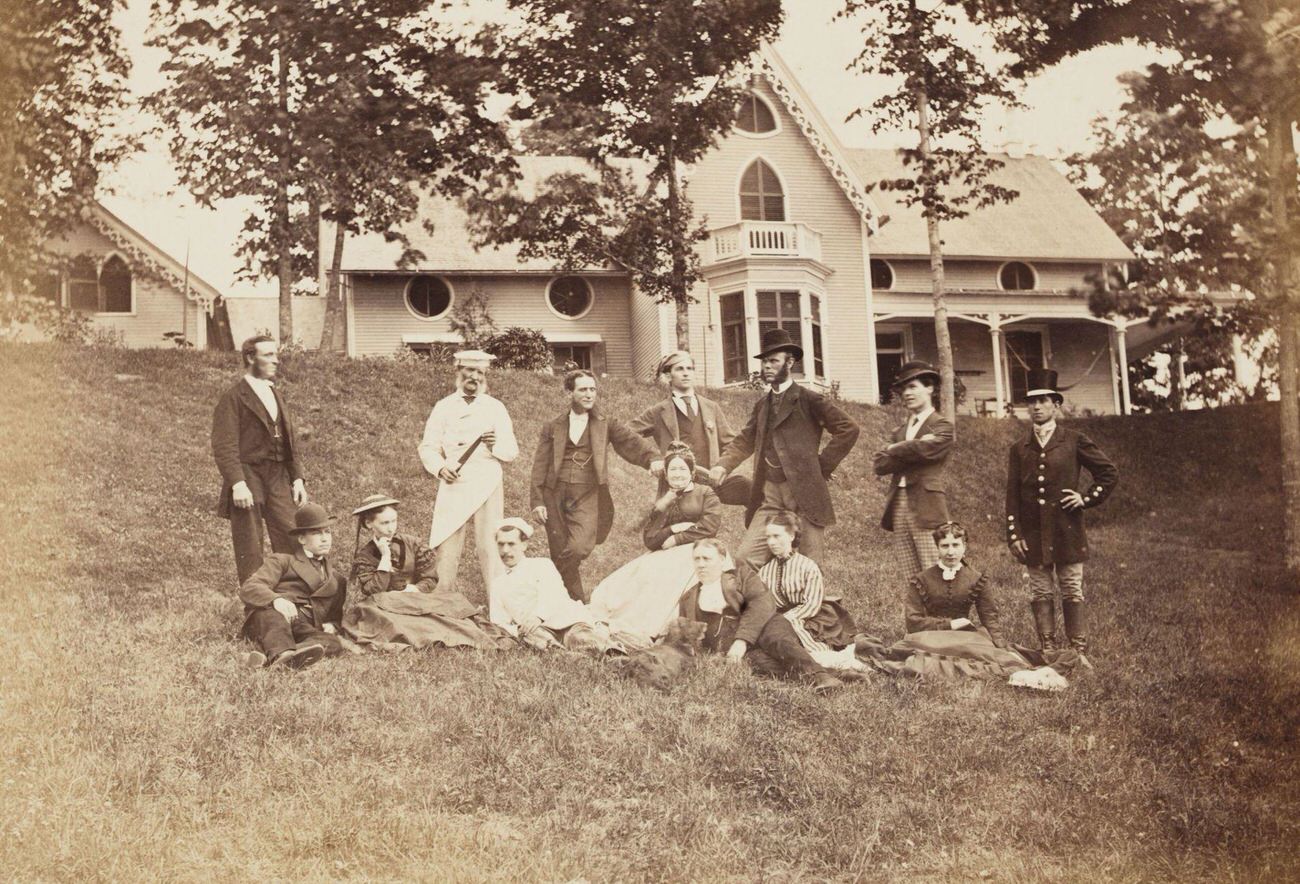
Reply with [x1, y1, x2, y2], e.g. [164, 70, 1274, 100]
[891, 360, 940, 389]
[753, 328, 803, 361]
[289, 503, 333, 534]
[1025, 368, 1064, 403]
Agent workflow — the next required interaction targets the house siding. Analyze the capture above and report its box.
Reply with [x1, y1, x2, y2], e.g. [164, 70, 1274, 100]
[878, 258, 1102, 294]
[686, 78, 871, 399]
[629, 286, 664, 383]
[349, 273, 634, 375]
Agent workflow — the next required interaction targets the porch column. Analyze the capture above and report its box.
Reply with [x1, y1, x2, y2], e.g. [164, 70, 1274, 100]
[989, 315, 1005, 417]
[1115, 322, 1131, 415]
[1107, 326, 1122, 414]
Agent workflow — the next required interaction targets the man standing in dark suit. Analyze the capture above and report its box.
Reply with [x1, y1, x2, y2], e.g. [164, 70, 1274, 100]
[711, 329, 860, 571]
[873, 361, 955, 581]
[629, 350, 750, 506]
[530, 369, 659, 601]
[1006, 369, 1118, 655]
[212, 335, 307, 583]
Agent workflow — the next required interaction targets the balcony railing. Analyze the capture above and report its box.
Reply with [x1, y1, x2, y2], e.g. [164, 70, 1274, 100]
[708, 221, 823, 264]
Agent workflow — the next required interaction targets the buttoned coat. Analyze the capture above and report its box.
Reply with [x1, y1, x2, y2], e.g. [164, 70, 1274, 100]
[211, 379, 304, 518]
[628, 394, 735, 467]
[873, 411, 954, 531]
[904, 563, 1005, 646]
[239, 549, 346, 630]
[529, 409, 658, 544]
[715, 383, 860, 528]
[678, 566, 777, 654]
[1005, 425, 1118, 566]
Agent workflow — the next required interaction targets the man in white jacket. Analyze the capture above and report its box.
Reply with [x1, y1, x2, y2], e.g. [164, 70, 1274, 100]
[418, 350, 518, 617]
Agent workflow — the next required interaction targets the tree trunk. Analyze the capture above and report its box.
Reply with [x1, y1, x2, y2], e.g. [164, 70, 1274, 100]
[320, 214, 348, 352]
[1267, 107, 1300, 574]
[665, 138, 690, 351]
[274, 29, 294, 343]
[915, 83, 957, 422]
[1172, 337, 1186, 411]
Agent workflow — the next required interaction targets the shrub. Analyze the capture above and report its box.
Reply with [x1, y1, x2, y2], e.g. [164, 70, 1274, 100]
[447, 286, 497, 349]
[484, 327, 552, 371]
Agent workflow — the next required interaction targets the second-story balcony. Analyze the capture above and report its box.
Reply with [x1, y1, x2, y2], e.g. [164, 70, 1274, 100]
[707, 221, 823, 265]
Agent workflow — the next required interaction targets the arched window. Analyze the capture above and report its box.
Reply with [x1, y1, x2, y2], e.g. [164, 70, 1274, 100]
[999, 261, 1036, 291]
[405, 275, 453, 319]
[546, 276, 593, 319]
[735, 94, 777, 134]
[68, 256, 99, 312]
[99, 255, 132, 313]
[739, 160, 785, 222]
[870, 259, 894, 290]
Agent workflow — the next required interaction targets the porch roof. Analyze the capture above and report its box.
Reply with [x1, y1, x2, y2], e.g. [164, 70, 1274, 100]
[847, 150, 1135, 263]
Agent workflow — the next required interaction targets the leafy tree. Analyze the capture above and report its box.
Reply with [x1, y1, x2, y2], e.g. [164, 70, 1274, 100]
[0, 0, 135, 298]
[466, 0, 784, 351]
[840, 0, 1019, 421]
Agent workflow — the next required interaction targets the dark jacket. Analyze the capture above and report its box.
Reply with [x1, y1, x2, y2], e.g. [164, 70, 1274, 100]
[873, 411, 954, 531]
[641, 485, 722, 551]
[350, 533, 437, 597]
[628, 394, 736, 467]
[905, 563, 1005, 647]
[716, 383, 860, 528]
[678, 566, 776, 654]
[1006, 424, 1118, 566]
[530, 408, 658, 544]
[239, 549, 345, 629]
[211, 378, 304, 518]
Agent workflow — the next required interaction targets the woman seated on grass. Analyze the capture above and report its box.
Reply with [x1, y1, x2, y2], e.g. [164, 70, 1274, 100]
[904, 521, 1007, 647]
[343, 493, 512, 651]
[756, 511, 858, 661]
[588, 441, 722, 637]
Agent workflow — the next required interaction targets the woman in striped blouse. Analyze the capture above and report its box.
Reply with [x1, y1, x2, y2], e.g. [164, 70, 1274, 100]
[757, 511, 857, 655]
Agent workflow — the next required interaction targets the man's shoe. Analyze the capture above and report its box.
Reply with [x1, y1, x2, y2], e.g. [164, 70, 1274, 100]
[243, 650, 268, 669]
[269, 643, 325, 670]
[810, 671, 845, 694]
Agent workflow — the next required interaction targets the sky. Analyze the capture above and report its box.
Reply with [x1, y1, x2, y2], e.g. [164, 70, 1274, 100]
[104, 0, 1162, 299]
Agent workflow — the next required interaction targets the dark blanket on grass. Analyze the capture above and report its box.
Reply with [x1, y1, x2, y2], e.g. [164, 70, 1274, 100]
[343, 589, 516, 651]
[855, 630, 1083, 680]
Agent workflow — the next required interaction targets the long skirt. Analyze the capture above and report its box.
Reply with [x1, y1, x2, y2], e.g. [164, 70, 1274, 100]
[587, 544, 699, 639]
[343, 589, 516, 651]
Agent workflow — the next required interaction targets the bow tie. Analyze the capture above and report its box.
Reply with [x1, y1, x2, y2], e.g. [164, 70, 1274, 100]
[463, 395, 476, 404]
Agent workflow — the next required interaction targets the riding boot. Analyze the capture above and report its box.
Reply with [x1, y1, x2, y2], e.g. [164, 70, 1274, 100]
[1062, 599, 1088, 655]
[1030, 598, 1057, 650]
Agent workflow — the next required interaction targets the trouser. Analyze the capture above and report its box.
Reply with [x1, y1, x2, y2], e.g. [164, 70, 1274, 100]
[744, 615, 826, 680]
[679, 471, 752, 507]
[229, 461, 297, 584]
[434, 484, 504, 598]
[244, 606, 345, 660]
[889, 488, 939, 583]
[1027, 562, 1085, 601]
[544, 481, 601, 602]
[735, 479, 826, 572]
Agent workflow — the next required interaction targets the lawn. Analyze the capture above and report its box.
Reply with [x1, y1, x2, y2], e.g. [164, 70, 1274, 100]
[1, 342, 1297, 882]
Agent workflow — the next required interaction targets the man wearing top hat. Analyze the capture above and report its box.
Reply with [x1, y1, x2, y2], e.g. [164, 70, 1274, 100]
[629, 350, 751, 507]
[873, 361, 955, 580]
[530, 368, 659, 602]
[710, 329, 860, 570]
[239, 502, 347, 670]
[1006, 368, 1118, 655]
[418, 350, 519, 616]
[211, 334, 309, 584]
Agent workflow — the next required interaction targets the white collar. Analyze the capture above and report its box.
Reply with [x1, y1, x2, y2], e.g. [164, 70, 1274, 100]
[770, 378, 793, 395]
[1034, 419, 1057, 440]
[940, 561, 963, 581]
[569, 409, 590, 422]
[908, 406, 934, 426]
[672, 390, 696, 400]
[244, 373, 273, 390]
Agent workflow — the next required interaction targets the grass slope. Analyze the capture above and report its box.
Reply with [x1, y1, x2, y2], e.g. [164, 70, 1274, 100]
[1, 343, 1297, 882]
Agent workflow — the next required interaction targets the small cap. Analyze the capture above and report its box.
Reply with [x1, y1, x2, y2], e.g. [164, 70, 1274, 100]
[657, 350, 694, 376]
[352, 493, 400, 517]
[454, 349, 496, 369]
[497, 517, 534, 539]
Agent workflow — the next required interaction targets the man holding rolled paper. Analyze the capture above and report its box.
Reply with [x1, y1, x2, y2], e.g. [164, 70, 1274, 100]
[418, 350, 519, 620]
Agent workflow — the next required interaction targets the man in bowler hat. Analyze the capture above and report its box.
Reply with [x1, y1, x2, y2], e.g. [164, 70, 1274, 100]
[711, 329, 860, 570]
[211, 335, 308, 583]
[1006, 368, 1118, 655]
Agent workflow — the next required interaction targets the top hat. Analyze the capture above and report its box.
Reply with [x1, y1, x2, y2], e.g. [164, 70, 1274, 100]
[891, 360, 940, 389]
[351, 493, 400, 517]
[1025, 368, 1064, 403]
[753, 328, 803, 361]
[289, 503, 333, 534]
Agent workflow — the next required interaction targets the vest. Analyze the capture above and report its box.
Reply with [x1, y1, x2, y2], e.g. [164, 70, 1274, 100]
[762, 391, 786, 482]
[268, 410, 288, 462]
[674, 399, 712, 467]
[558, 422, 598, 484]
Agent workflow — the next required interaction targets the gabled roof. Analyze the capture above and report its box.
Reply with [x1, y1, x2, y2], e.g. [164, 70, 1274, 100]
[847, 149, 1134, 262]
[87, 202, 225, 310]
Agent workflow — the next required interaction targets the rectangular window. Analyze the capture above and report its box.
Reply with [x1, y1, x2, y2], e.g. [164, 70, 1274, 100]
[1006, 330, 1046, 403]
[875, 326, 909, 403]
[552, 344, 592, 372]
[756, 290, 803, 375]
[809, 294, 825, 377]
[32, 273, 61, 304]
[720, 292, 747, 383]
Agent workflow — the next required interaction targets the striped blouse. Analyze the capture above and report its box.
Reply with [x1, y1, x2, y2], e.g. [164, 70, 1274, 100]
[757, 552, 828, 654]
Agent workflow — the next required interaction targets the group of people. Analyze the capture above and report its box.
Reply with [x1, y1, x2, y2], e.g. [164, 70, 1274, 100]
[212, 327, 1118, 688]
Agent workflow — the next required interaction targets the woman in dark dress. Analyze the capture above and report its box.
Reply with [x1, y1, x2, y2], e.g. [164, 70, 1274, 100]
[903, 521, 1007, 647]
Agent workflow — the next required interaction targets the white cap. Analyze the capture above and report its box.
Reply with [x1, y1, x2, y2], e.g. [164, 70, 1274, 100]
[496, 517, 534, 539]
[454, 349, 496, 369]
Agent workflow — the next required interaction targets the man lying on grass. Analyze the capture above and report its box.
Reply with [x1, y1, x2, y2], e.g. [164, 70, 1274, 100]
[239, 503, 347, 670]
[492, 518, 649, 656]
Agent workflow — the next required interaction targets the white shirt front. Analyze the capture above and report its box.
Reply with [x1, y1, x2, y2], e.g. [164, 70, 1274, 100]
[495, 557, 593, 633]
[568, 410, 590, 445]
[898, 406, 934, 488]
[416, 391, 519, 476]
[244, 374, 278, 423]
[696, 578, 727, 614]
[672, 391, 698, 417]
[770, 378, 794, 395]
[1034, 419, 1057, 448]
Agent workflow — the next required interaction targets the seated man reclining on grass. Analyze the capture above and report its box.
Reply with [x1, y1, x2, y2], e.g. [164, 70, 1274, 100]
[492, 518, 650, 656]
[239, 502, 348, 670]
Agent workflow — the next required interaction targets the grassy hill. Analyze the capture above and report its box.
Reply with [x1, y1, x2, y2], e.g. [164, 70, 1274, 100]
[1, 342, 1297, 881]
